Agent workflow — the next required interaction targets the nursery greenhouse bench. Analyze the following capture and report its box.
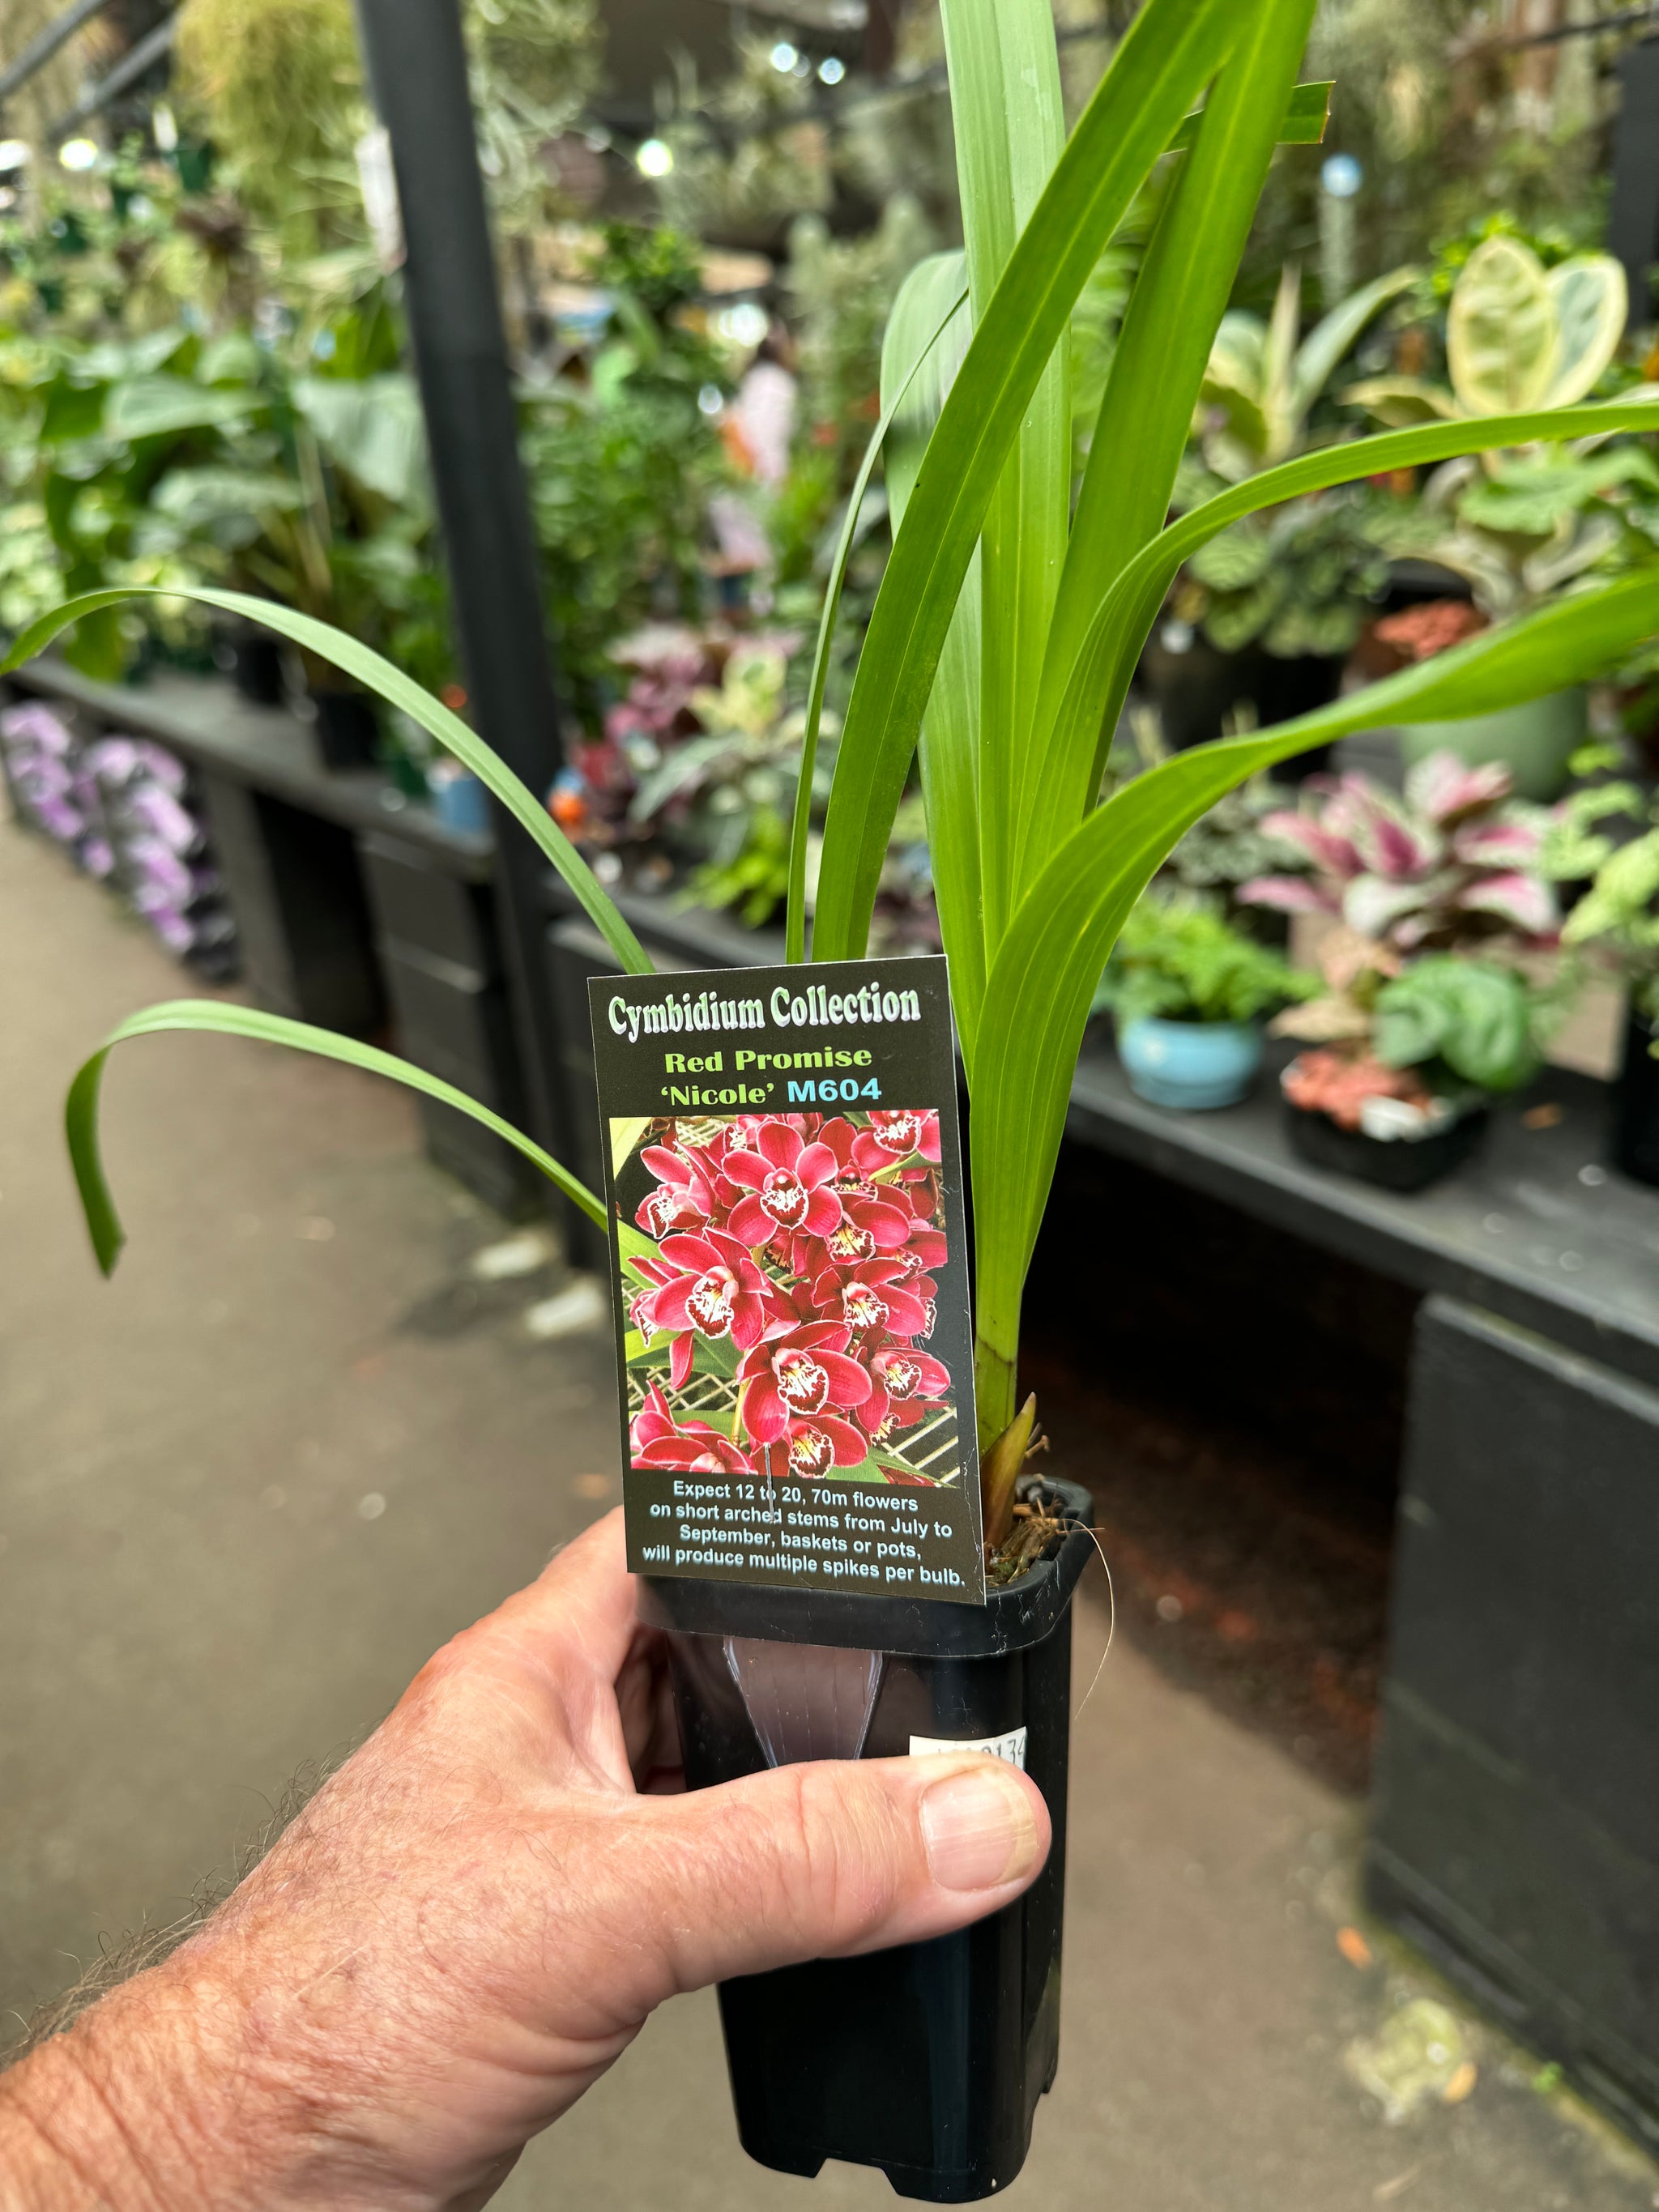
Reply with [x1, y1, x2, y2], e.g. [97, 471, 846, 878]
[548, 873, 1659, 2154]
[3, 660, 538, 1214]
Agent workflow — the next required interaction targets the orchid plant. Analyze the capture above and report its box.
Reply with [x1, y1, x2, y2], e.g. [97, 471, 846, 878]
[11, 0, 1659, 1559]
[621, 1108, 950, 1487]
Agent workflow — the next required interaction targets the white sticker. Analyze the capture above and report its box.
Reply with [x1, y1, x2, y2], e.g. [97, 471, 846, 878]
[909, 1728, 1027, 1771]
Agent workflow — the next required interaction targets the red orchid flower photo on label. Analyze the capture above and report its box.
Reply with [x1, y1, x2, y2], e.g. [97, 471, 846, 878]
[612, 1108, 960, 1490]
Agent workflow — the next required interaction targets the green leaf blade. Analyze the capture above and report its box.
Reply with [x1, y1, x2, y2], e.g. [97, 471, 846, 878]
[969, 569, 1659, 1381]
[784, 277, 970, 965]
[1064, 394, 1659, 812]
[811, 0, 1245, 966]
[1028, 0, 1316, 895]
[2, 586, 655, 978]
[66, 999, 607, 1276]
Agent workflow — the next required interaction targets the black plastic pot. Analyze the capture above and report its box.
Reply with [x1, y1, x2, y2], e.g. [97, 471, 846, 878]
[224, 626, 288, 707]
[1137, 638, 1342, 777]
[1284, 1100, 1488, 1193]
[638, 1473, 1095, 2204]
[1612, 1011, 1659, 1188]
[1251, 652, 1344, 781]
[310, 688, 381, 771]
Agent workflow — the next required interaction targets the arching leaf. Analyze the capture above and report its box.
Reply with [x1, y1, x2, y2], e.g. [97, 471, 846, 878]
[66, 1000, 606, 1278]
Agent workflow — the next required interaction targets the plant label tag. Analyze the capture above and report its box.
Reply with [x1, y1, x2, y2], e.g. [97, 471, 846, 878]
[588, 955, 985, 1605]
[910, 1728, 1027, 1771]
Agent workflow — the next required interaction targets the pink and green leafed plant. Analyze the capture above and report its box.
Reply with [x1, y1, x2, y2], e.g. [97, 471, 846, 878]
[1240, 752, 1560, 954]
[12, 0, 1659, 1557]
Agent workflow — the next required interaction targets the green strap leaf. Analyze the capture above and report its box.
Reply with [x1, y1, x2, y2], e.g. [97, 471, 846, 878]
[882, 255, 987, 1069]
[1030, 0, 1316, 902]
[1065, 394, 1659, 822]
[1167, 77, 1332, 152]
[942, 0, 1071, 948]
[810, 0, 1245, 966]
[2, 586, 655, 978]
[66, 1000, 606, 1276]
[783, 278, 970, 965]
[969, 569, 1659, 1392]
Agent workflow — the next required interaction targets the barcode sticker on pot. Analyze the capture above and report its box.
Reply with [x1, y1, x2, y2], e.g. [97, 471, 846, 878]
[590, 954, 986, 1605]
[910, 1728, 1027, 1771]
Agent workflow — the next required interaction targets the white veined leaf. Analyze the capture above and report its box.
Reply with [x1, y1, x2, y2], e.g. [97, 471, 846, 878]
[1448, 237, 1559, 416]
[1543, 255, 1628, 409]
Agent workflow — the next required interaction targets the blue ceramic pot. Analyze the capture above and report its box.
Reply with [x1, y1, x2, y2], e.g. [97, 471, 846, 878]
[430, 768, 491, 835]
[1118, 1016, 1263, 1110]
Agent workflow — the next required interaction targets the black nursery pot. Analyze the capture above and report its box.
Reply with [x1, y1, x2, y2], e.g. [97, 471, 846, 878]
[638, 1473, 1095, 2205]
[309, 687, 382, 770]
[1612, 1010, 1659, 1187]
[226, 627, 288, 707]
[1284, 1099, 1488, 1193]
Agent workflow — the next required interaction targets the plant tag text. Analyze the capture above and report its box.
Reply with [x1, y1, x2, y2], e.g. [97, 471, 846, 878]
[910, 1728, 1028, 1770]
[589, 955, 984, 1603]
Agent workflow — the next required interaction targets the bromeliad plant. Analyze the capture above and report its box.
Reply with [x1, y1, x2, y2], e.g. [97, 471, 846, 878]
[12, 0, 1659, 1563]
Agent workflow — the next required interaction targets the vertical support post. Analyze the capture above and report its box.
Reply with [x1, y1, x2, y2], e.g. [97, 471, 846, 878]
[351, 0, 570, 1207]
[1610, 36, 1659, 330]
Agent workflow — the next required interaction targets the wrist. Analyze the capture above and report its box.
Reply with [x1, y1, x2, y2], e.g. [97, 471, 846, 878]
[0, 1952, 424, 2212]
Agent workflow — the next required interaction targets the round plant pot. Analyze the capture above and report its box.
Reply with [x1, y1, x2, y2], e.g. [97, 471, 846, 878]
[1399, 688, 1587, 803]
[1251, 651, 1344, 782]
[213, 622, 288, 707]
[1119, 1016, 1263, 1110]
[1612, 1010, 1659, 1188]
[1284, 1098, 1489, 1192]
[429, 765, 491, 835]
[309, 688, 381, 771]
[639, 1473, 1094, 2205]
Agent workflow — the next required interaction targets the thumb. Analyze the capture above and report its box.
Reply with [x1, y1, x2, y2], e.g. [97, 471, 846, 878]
[615, 1753, 1051, 2001]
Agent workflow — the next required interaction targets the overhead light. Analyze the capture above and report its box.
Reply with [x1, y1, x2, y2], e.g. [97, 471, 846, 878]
[718, 300, 770, 348]
[58, 137, 99, 172]
[770, 40, 799, 72]
[0, 139, 30, 172]
[637, 137, 673, 177]
[817, 56, 846, 85]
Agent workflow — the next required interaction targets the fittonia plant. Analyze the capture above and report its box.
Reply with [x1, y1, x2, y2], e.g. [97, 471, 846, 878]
[11, 0, 1659, 1556]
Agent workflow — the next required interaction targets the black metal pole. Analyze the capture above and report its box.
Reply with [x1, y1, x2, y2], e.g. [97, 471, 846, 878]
[1610, 37, 1659, 329]
[351, 0, 571, 1210]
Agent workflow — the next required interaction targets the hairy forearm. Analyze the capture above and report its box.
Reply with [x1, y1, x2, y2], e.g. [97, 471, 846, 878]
[0, 1958, 416, 2212]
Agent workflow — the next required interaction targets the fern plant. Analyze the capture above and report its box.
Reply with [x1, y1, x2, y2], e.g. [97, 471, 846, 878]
[10, 0, 1659, 1554]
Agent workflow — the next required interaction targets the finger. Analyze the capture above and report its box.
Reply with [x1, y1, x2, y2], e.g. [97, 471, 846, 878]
[488, 1508, 640, 1686]
[586, 1754, 1050, 2014]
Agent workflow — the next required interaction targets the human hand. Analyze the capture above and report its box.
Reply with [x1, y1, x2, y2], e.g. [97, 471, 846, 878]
[0, 1508, 1050, 2212]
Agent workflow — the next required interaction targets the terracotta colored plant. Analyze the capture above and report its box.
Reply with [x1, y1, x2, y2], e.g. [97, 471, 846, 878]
[1372, 599, 1488, 664]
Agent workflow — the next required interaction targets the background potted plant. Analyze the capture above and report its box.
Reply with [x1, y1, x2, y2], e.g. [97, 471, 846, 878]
[1155, 256, 1414, 753]
[1548, 750, 1659, 1186]
[1348, 229, 1637, 799]
[1094, 888, 1316, 1110]
[1243, 751, 1560, 1187]
[1279, 951, 1546, 1191]
[12, 0, 1659, 2197]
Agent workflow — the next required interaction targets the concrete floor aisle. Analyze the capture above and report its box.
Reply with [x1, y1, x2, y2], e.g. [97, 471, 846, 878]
[2, 809, 1653, 2211]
